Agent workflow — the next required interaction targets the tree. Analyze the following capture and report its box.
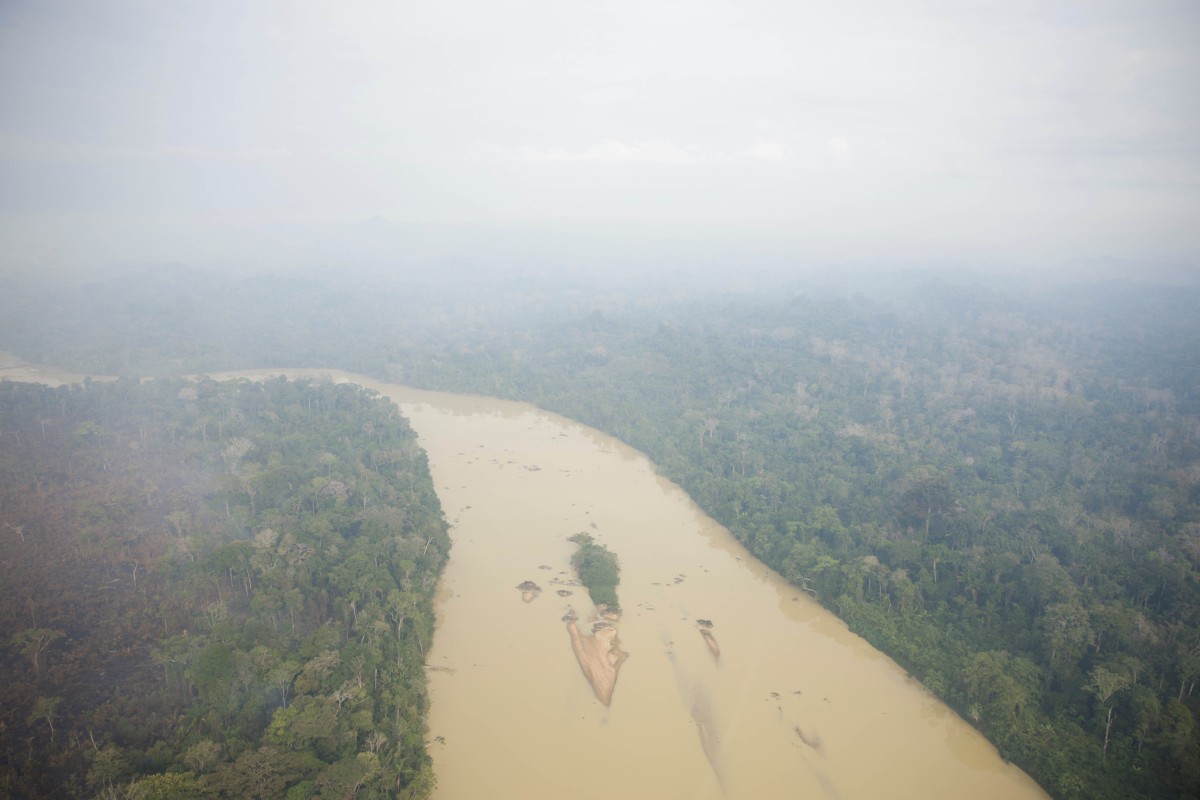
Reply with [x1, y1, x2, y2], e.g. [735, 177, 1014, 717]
[1128, 685, 1161, 755]
[10, 627, 64, 675]
[897, 474, 953, 540]
[181, 740, 223, 775]
[221, 436, 254, 475]
[1042, 601, 1093, 672]
[205, 745, 319, 799]
[961, 651, 1040, 744]
[314, 752, 381, 798]
[29, 695, 61, 740]
[569, 533, 621, 611]
[88, 745, 130, 793]
[385, 589, 415, 667]
[1157, 699, 1200, 787]
[889, 568, 920, 615]
[268, 660, 302, 709]
[125, 771, 206, 799]
[1087, 664, 1131, 764]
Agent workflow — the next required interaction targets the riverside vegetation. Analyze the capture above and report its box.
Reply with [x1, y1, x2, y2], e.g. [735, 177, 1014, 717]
[568, 533, 621, 613]
[0, 376, 449, 798]
[3, 266, 1199, 799]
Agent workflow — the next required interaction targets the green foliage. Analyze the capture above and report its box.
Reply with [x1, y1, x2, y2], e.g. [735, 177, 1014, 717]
[569, 533, 621, 612]
[9, 628, 64, 675]
[125, 771, 207, 799]
[190, 644, 236, 706]
[29, 695, 61, 738]
[961, 650, 1040, 743]
[205, 745, 321, 799]
[0, 377, 449, 798]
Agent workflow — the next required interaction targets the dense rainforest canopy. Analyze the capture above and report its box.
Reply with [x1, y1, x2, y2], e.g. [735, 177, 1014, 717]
[0, 376, 449, 798]
[2, 265, 1199, 799]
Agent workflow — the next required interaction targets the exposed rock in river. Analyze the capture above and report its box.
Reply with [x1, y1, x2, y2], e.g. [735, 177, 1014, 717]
[516, 580, 541, 602]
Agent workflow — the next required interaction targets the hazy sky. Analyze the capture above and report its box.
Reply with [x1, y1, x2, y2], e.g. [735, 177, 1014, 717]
[1, 0, 1197, 277]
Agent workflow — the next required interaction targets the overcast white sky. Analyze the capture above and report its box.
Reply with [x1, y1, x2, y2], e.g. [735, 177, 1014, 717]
[1, 0, 1197, 278]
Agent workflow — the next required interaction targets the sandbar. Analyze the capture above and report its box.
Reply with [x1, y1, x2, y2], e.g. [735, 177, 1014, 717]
[565, 615, 629, 705]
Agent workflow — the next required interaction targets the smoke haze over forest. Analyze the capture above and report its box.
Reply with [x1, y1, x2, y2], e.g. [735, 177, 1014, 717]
[1, 0, 1197, 283]
[5, 6, 1200, 799]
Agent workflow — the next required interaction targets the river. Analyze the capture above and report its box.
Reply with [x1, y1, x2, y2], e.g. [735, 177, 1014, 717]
[0, 355, 1050, 799]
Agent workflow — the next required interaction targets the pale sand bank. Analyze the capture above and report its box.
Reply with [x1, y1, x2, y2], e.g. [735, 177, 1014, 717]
[565, 613, 629, 706]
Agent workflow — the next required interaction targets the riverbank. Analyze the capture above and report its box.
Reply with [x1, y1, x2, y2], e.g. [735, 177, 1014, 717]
[0, 350, 113, 386]
[1, 357, 1052, 800]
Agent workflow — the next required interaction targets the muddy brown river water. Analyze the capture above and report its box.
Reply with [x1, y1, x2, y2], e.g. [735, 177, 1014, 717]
[1, 355, 1050, 799]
